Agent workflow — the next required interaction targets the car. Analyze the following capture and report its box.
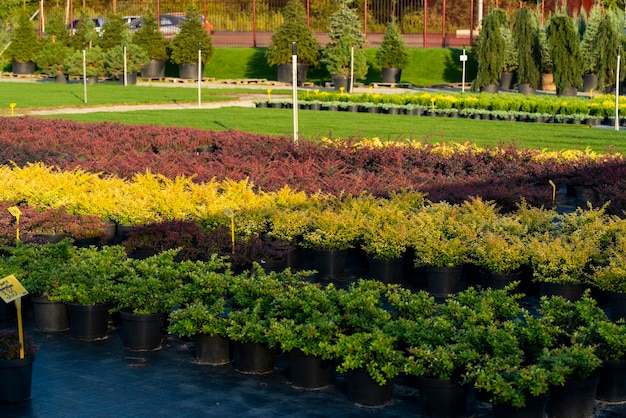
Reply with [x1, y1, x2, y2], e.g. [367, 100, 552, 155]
[129, 14, 186, 38]
[67, 17, 106, 35]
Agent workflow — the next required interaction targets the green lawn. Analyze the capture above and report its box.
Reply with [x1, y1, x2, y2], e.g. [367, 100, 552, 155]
[39, 107, 626, 154]
[0, 82, 286, 111]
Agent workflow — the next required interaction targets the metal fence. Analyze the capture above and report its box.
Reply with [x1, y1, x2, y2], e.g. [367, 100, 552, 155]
[38, 0, 580, 47]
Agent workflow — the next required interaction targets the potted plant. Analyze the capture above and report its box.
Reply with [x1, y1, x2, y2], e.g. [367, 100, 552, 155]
[500, 26, 518, 91]
[112, 249, 185, 350]
[360, 206, 411, 284]
[104, 43, 150, 84]
[538, 25, 556, 91]
[375, 22, 410, 84]
[35, 40, 73, 83]
[49, 245, 131, 341]
[265, 0, 320, 85]
[225, 265, 288, 374]
[267, 280, 340, 389]
[5, 11, 41, 74]
[64, 46, 106, 84]
[301, 206, 361, 280]
[170, 7, 214, 80]
[586, 11, 620, 93]
[512, 6, 541, 95]
[473, 8, 508, 93]
[410, 203, 475, 299]
[546, 13, 583, 96]
[322, 0, 368, 92]
[592, 222, 626, 321]
[132, 12, 170, 78]
[576, 319, 626, 402]
[529, 228, 601, 300]
[579, 6, 602, 93]
[0, 328, 36, 402]
[2, 239, 75, 332]
[168, 254, 234, 365]
[471, 231, 529, 289]
[325, 279, 401, 406]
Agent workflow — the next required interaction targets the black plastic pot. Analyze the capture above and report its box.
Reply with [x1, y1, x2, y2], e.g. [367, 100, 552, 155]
[276, 63, 308, 85]
[492, 393, 548, 418]
[233, 342, 275, 374]
[415, 376, 468, 418]
[0, 356, 35, 402]
[313, 249, 347, 280]
[194, 334, 231, 365]
[346, 368, 393, 406]
[425, 266, 463, 300]
[597, 359, 626, 402]
[548, 375, 599, 418]
[12, 60, 35, 75]
[67, 302, 111, 341]
[609, 291, 626, 322]
[120, 311, 166, 351]
[140, 59, 166, 78]
[366, 256, 403, 284]
[31, 296, 69, 332]
[381, 67, 402, 83]
[541, 282, 585, 301]
[289, 349, 334, 390]
[178, 63, 204, 80]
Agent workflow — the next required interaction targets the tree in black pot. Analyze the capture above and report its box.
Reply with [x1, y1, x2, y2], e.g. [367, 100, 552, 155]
[265, 0, 320, 85]
[170, 6, 214, 80]
[579, 5, 601, 93]
[96, 14, 129, 52]
[104, 44, 150, 84]
[473, 8, 508, 93]
[375, 22, 410, 84]
[5, 11, 41, 74]
[36, 15, 74, 83]
[322, 0, 368, 92]
[132, 12, 170, 78]
[512, 6, 541, 95]
[546, 13, 583, 96]
[587, 10, 620, 93]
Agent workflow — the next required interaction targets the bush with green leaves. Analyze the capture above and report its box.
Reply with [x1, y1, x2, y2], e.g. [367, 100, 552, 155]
[36, 41, 73, 75]
[512, 6, 541, 88]
[131, 12, 169, 61]
[265, 0, 320, 67]
[64, 46, 106, 77]
[5, 11, 40, 63]
[473, 8, 508, 89]
[170, 7, 214, 65]
[546, 13, 583, 92]
[105, 43, 150, 78]
[322, 0, 368, 79]
[375, 22, 410, 69]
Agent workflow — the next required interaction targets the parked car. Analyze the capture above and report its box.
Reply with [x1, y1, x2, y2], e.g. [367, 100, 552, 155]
[129, 14, 186, 38]
[67, 18, 106, 35]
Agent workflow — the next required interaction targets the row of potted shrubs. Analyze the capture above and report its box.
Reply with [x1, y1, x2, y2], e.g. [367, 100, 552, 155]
[259, 99, 606, 125]
[3, 240, 626, 412]
[294, 90, 626, 119]
[4, 196, 626, 298]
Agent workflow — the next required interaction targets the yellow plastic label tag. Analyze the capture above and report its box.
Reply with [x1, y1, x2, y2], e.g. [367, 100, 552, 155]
[0, 275, 28, 303]
[7, 206, 21, 220]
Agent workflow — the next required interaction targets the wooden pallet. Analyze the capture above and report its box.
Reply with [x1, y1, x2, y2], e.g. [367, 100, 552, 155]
[369, 82, 413, 88]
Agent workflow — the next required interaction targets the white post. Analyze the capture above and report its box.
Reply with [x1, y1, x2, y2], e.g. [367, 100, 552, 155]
[616, 46, 621, 131]
[198, 43, 202, 109]
[292, 42, 298, 145]
[460, 46, 467, 93]
[82, 44, 87, 103]
[478, 0, 483, 27]
[350, 46, 354, 93]
[123, 43, 127, 86]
